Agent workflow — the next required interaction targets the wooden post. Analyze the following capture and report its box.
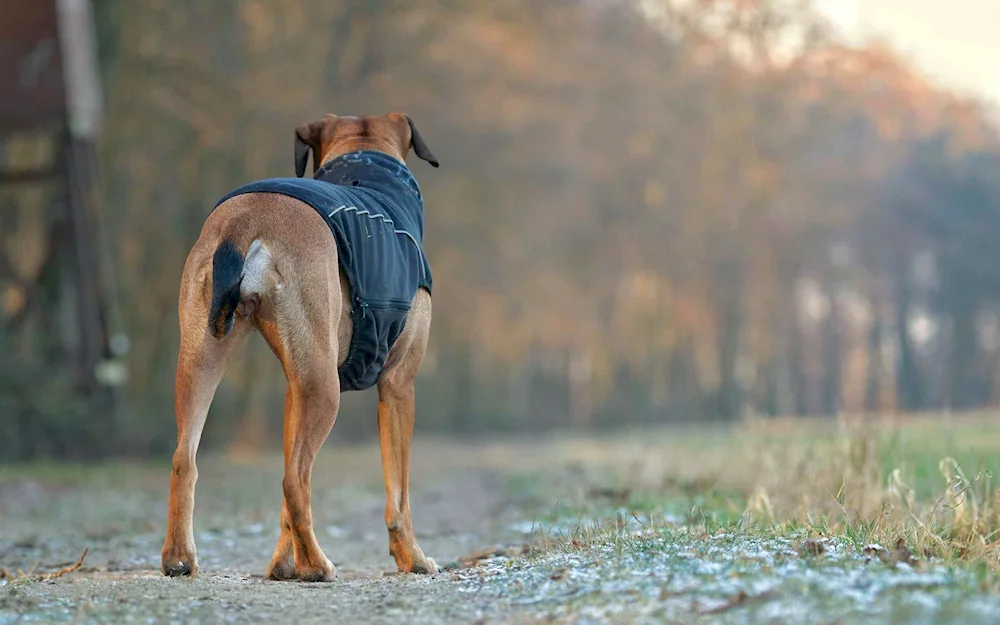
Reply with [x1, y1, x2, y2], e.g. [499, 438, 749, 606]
[63, 137, 104, 392]
[58, 0, 124, 417]
[0, 0, 123, 452]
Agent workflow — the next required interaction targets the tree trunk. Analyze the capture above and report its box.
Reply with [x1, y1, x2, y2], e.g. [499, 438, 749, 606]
[947, 296, 980, 410]
[820, 287, 843, 416]
[716, 287, 743, 420]
[864, 297, 884, 412]
[894, 260, 924, 412]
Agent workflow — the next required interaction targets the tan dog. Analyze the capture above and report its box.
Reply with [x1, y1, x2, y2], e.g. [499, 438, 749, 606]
[161, 113, 440, 581]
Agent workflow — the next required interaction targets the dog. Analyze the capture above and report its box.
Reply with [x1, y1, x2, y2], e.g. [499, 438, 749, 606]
[160, 113, 440, 582]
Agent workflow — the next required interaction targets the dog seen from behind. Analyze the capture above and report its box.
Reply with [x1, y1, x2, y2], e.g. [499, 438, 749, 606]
[160, 112, 440, 582]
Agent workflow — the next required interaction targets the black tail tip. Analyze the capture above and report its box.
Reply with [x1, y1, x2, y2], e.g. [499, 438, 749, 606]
[208, 240, 244, 339]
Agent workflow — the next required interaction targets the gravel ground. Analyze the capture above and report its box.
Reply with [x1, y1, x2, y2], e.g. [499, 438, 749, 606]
[3, 436, 1000, 624]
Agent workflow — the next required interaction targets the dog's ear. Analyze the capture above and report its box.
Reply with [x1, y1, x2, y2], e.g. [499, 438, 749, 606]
[389, 113, 439, 168]
[405, 115, 439, 168]
[294, 117, 334, 177]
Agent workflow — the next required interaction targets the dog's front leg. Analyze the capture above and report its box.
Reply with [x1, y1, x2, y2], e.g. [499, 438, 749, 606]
[377, 379, 439, 574]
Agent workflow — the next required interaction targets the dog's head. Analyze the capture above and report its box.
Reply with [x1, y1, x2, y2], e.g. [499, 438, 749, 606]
[293, 113, 439, 177]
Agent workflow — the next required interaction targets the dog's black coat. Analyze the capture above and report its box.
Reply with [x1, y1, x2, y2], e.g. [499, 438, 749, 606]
[215, 150, 433, 392]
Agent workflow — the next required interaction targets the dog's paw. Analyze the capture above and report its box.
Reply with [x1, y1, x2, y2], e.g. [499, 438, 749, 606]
[266, 560, 297, 581]
[391, 547, 439, 575]
[389, 538, 440, 575]
[295, 558, 336, 583]
[408, 556, 440, 575]
[161, 553, 198, 578]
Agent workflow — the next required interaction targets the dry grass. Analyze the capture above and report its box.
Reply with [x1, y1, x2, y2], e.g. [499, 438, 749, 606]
[6, 417, 999, 623]
[496, 412, 1000, 584]
[738, 414, 1000, 574]
[5, 411, 999, 576]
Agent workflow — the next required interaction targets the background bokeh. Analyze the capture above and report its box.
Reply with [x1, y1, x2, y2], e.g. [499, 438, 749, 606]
[3, 0, 1000, 460]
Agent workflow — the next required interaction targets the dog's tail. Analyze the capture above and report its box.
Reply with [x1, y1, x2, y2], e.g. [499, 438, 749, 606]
[208, 239, 244, 339]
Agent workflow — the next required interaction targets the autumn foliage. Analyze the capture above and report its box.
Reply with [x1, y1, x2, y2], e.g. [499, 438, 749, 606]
[2, 0, 999, 459]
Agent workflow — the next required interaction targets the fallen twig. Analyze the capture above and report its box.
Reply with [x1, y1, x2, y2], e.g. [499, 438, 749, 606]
[699, 589, 776, 615]
[458, 546, 517, 567]
[35, 548, 89, 580]
[444, 543, 531, 570]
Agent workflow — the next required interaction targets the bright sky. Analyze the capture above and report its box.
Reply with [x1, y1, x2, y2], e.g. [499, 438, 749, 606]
[815, 0, 1000, 103]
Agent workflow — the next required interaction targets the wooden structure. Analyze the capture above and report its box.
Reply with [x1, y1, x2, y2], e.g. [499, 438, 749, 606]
[0, 0, 123, 418]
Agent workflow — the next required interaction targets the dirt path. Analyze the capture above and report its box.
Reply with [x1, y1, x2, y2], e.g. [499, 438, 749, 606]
[0, 440, 554, 624]
[6, 433, 1000, 624]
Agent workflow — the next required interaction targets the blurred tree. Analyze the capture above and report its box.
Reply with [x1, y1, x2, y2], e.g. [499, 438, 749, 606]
[3, 0, 999, 460]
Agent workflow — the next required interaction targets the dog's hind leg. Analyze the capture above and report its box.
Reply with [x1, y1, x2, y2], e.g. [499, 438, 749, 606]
[257, 248, 341, 583]
[276, 357, 340, 582]
[266, 387, 296, 580]
[377, 288, 439, 574]
[266, 497, 296, 580]
[161, 257, 248, 577]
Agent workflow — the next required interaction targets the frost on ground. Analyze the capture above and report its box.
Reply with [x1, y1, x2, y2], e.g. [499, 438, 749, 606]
[5, 522, 999, 624]
[4, 431, 1000, 624]
[451, 521, 1000, 625]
